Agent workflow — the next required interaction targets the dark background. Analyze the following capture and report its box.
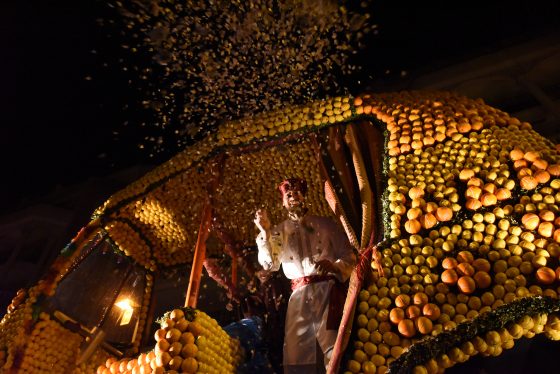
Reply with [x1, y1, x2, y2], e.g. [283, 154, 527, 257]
[2, 0, 559, 213]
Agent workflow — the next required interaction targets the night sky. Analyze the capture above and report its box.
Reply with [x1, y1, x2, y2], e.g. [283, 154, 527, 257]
[3, 0, 559, 213]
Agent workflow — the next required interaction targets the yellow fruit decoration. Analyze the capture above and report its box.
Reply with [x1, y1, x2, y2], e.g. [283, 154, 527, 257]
[345, 91, 560, 374]
[3, 91, 560, 374]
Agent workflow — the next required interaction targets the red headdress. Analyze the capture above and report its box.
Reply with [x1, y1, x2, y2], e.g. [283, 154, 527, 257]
[278, 178, 307, 197]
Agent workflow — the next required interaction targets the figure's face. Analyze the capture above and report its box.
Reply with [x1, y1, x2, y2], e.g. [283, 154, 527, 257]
[282, 189, 305, 212]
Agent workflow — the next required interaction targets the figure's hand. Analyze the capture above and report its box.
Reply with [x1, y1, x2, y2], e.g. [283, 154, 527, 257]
[254, 209, 271, 234]
[315, 259, 336, 275]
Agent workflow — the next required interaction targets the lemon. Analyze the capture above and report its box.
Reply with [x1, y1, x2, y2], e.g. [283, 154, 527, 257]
[364, 341, 377, 356]
[371, 354, 385, 367]
[353, 349, 367, 363]
[357, 314, 369, 328]
[347, 359, 361, 373]
[357, 328, 370, 342]
[362, 360, 377, 374]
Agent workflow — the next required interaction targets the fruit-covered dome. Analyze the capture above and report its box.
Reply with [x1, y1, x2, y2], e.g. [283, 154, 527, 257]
[2, 90, 560, 374]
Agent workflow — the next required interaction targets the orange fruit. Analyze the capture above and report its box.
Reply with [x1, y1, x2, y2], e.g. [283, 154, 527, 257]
[442, 257, 458, 270]
[416, 316, 433, 335]
[405, 219, 422, 234]
[406, 305, 421, 319]
[509, 149, 524, 161]
[457, 262, 475, 276]
[398, 319, 416, 338]
[466, 198, 482, 210]
[420, 213, 438, 229]
[536, 267, 555, 285]
[180, 332, 195, 345]
[409, 187, 425, 199]
[435, 207, 453, 222]
[457, 276, 476, 294]
[181, 357, 198, 374]
[520, 176, 538, 190]
[395, 294, 411, 308]
[422, 303, 441, 321]
[442, 269, 458, 285]
[413, 292, 429, 306]
[389, 308, 405, 324]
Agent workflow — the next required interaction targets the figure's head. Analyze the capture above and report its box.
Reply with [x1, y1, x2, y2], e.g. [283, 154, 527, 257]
[278, 178, 307, 214]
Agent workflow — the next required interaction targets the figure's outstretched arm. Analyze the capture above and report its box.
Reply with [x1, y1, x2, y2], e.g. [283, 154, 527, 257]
[255, 209, 281, 271]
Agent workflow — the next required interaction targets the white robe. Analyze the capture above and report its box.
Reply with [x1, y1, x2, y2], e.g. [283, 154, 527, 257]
[257, 215, 355, 368]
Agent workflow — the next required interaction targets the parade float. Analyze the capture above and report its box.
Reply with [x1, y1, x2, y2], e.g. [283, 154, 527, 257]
[1, 90, 560, 373]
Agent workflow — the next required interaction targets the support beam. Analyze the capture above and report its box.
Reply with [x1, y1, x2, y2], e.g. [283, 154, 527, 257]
[184, 156, 225, 308]
[184, 199, 213, 308]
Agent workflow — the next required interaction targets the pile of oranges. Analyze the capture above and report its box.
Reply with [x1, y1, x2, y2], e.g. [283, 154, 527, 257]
[96, 308, 243, 374]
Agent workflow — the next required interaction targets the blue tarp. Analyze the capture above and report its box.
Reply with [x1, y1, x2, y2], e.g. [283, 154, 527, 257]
[223, 316, 275, 373]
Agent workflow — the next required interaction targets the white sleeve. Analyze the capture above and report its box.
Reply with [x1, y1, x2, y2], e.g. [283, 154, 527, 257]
[256, 229, 281, 272]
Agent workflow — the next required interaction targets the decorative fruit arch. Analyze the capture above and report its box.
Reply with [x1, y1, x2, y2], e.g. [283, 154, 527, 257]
[1, 90, 560, 374]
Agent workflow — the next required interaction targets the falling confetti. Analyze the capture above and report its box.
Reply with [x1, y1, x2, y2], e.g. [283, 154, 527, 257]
[103, 0, 371, 156]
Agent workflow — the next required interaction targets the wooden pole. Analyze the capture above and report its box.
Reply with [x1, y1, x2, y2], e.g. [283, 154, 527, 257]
[328, 125, 375, 374]
[184, 199, 213, 308]
[184, 155, 225, 308]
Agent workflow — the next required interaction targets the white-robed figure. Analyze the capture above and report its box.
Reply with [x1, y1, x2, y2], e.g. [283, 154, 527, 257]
[254, 178, 355, 373]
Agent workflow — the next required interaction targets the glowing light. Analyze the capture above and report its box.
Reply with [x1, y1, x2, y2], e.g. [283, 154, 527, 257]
[115, 298, 134, 311]
[115, 298, 135, 325]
